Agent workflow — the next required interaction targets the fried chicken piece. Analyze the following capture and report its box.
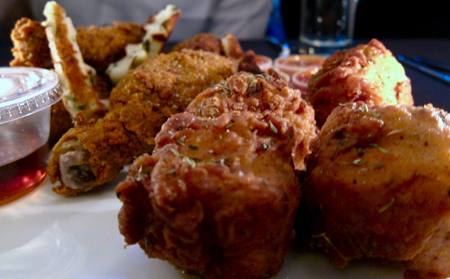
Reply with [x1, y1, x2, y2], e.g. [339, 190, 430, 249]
[105, 4, 181, 84]
[10, 18, 142, 71]
[186, 71, 317, 170]
[170, 33, 262, 74]
[49, 101, 73, 144]
[10, 17, 53, 68]
[301, 102, 450, 279]
[75, 21, 142, 72]
[43, 1, 111, 120]
[237, 50, 263, 74]
[305, 39, 413, 127]
[116, 110, 301, 279]
[48, 49, 236, 195]
[170, 33, 225, 55]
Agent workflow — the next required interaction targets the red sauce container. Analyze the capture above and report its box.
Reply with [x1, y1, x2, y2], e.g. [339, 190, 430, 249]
[0, 67, 63, 205]
[274, 54, 325, 94]
[291, 68, 320, 97]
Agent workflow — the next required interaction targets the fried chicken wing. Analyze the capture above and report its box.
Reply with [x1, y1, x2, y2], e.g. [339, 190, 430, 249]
[185, 71, 317, 170]
[306, 39, 413, 127]
[48, 49, 236, 195]
[170, 33, 262, 74]
[10, 17, 53, 68]
[171, 33, 224, 55]
[10, 18, 142, 71]
[116, 110, 301, 279]
[106, 4, 181, 84]
[301, 102, 450, 279]
[75, 21, 142, 72]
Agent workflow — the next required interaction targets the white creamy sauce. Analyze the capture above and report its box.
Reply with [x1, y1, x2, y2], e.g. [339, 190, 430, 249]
[106, 4, 180, 85]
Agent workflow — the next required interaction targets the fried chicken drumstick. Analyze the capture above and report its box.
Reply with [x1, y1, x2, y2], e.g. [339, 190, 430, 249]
[47, 49, 236, 195]
[116, 110, 302, 279]
[306, 39, 413, 127]
[301, 102, 450, 279]
[115, 70, 317, 278]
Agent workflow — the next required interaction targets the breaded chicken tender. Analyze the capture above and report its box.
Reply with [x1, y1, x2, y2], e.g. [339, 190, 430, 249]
[186, 71, 317, 170]
[48, 49, 236, 195]
[301, 102, 450, 279]
[306, 39, 413, 127]
[116, 110, 301, 279]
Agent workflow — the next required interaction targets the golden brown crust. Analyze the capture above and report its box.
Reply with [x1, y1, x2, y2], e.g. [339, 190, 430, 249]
[170, 33, 223, 55]
[302, 102, 450, 279]
[306, 39, 413, 127]
[48, 49, 236, 195]
[44, 2, 108, 120]
[76, 21, 143, 71]
[9, 18, 53, 68]
[186, 71, 317, 170]
[49, 101, 73, 145]
[9, 17, 142, 72]
[116, 111, 301, 279]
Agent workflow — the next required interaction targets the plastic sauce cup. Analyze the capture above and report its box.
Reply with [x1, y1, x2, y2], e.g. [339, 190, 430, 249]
[0, 67, 63, 205]
[255, 55, 273, 72]
[274, 54, 325, 77]
[291, 68, 320, 97]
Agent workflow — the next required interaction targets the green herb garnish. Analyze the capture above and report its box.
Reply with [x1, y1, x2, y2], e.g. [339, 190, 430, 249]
[269, 121, 278, 134]
[378, 198, 395, 213]
[226, 120, 236, 130]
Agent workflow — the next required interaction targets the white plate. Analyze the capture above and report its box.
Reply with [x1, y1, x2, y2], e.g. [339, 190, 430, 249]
[0, 172, 405, 279]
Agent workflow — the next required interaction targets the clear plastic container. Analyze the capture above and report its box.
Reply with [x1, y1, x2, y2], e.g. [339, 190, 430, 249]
[0, 67, 63, 204]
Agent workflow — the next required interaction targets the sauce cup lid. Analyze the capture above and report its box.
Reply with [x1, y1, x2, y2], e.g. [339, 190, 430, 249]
[0, 67, 64, 124]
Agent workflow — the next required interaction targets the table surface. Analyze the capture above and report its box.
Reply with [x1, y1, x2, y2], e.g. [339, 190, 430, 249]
[2, 38, 449, 112]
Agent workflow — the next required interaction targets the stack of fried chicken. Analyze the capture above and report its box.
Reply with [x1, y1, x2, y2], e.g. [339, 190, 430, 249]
[9, 2, 450, 279]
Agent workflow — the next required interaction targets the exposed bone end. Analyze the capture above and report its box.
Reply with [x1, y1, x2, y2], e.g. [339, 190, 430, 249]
[59, 150, 95, 190]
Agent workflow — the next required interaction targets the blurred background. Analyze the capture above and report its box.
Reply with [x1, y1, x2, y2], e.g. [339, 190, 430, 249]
[1, 0, 449, 49]
[279, 0, 450, 40]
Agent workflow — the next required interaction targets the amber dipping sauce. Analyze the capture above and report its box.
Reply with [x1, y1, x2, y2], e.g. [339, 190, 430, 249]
[0, 143, 48, 206]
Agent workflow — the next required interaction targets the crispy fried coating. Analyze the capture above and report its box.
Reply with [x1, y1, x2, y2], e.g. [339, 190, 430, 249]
[76, 21, 142, 72]
[9, 18, 142, 72]
[301, 102, 450, 279]
[10, 17, 53, 68]
[170, 33, 263, 74]
[170, 33, 225, 56]
[49, 101, 73, 144]
[186, 71, 317, 170]
[116, 111, 301, 279]
[306, 39, 413, 127]
[48, 49, 236, 195]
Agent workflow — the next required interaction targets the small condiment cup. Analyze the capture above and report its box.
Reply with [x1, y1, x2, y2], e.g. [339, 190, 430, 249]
[274, 54, 325, 77]
[255, 55, 273, 72]
[0, 67, 63, 204]
[291, 68, 321, 97]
